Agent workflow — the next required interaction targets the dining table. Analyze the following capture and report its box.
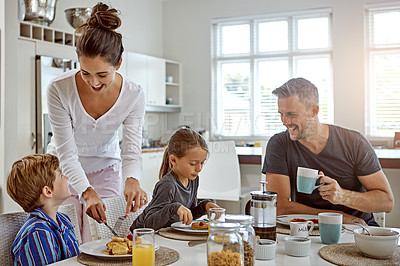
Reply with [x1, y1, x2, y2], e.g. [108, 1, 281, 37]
[51, 224, 400, 265]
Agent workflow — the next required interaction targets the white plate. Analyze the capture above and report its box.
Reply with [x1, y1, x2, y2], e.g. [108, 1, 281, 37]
[276, 214, 319, 227]
[171, 221, 208, 233]
[80, 239, 159, 258]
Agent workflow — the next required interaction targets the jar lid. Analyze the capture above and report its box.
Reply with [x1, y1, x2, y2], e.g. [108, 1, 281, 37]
[209, 222, 240, 232]
[250, 191, 277, 200]
[225, 214, 253, 225]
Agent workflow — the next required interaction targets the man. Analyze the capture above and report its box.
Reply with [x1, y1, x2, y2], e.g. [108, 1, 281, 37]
[262, 78, 394, 226]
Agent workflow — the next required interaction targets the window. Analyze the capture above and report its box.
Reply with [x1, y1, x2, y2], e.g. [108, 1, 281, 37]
[211, 10, 333, 138]
[367, 6, 400, 137]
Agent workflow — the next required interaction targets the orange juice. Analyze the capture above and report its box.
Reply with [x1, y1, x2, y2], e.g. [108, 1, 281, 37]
[132, 244, 155, 266]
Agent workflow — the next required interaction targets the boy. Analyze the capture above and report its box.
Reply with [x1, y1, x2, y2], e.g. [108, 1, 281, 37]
[7, 154, 80, 265]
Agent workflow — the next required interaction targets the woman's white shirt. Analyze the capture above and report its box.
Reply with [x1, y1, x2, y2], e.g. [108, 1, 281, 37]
[47, 69, 145, 197]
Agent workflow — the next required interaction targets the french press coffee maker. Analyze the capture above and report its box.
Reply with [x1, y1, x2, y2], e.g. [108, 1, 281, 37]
[246, 181, 277, 241]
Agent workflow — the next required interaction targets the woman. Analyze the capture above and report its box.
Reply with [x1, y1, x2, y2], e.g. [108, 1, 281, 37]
[47, 2, 147, 242]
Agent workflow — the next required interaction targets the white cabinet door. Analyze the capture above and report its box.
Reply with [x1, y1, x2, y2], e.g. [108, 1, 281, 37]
[127, 52, 148, 97]
[147, 56, 165, 106]
[17, 40, 36, 157]
[141, 151, 164, 194]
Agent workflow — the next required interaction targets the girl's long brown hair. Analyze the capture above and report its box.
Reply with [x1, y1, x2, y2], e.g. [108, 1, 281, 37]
[159, 128, 208, 180]
[75, 2, 123, 67]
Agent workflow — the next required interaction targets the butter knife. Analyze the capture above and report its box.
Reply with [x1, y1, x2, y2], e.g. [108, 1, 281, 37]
[103, 221, 120, 237]
[188, 240, 207, 247]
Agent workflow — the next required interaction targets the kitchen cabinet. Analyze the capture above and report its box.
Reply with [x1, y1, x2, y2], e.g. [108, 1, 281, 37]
[141, 150, 164, 194]
[17, 39, 36, 157]
[165, 60, 182, 107]
[147, 55, 166, 106]
[126, 52, 181, 112]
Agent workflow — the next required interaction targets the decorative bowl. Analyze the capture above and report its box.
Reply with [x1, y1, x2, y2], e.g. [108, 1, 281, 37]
[65, 8, 92, 29]
[353, 227, 399, 258]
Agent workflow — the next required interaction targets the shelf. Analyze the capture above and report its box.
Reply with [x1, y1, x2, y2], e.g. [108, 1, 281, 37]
[166, 82, 179, 86]
[19, 21, 77, 48]
[145, 105, 181, 113]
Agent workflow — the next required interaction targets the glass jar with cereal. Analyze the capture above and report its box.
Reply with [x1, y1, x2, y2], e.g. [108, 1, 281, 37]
[207, 222, 244, 266]
[226, 215, 256, 266]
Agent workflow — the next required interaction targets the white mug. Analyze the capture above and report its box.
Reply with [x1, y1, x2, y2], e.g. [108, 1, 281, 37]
[297, 166, 325, 194]
[290, 221, 315, 238]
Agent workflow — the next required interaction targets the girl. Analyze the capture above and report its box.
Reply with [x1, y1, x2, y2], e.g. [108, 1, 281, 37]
[47, 3, 147, 242]
[130, 128, 219, 231]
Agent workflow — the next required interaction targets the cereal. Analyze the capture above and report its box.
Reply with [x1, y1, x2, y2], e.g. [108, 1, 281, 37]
[222, 240, 254, 266]
[207, 249, 242, 266]
[243, 241, 255, 266]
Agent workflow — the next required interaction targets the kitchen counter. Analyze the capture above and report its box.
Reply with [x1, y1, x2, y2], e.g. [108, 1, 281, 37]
[142, 147, 165, 153]
[236, 147, 400, 169]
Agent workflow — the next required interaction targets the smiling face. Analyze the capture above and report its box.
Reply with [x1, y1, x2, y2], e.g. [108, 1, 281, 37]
[78, 55, 121, 94]
[278, 95, 319, 141]
[170, 146, 208, 186]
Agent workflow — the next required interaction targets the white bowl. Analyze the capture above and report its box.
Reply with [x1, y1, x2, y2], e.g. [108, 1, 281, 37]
[353, 227, 399, 258]
[255, 239, 277, 260]
[284, 236, 311, 257]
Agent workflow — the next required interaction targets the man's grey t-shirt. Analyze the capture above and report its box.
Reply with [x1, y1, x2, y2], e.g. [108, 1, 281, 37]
[262, 124, 381, 225]
[130, 171, 210, 231]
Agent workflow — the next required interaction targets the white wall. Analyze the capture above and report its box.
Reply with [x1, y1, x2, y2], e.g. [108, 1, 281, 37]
[0, 0, 164, 213]
[0, 0, 5, 212]
[51, 0, 164, 57]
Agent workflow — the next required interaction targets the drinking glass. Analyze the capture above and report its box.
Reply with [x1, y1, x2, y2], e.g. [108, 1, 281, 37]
[208, 207, 226, 222]
[132, 228, 155, 266]
[208, 207, 226, 235]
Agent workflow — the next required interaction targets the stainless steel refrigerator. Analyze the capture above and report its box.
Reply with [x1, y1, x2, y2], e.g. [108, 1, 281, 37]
[35, 55, 79, 153]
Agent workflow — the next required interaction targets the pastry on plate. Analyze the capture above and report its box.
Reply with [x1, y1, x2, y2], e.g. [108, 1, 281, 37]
[191, 221, 209, 230]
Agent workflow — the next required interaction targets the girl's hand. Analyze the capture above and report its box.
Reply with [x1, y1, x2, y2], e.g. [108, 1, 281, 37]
[82, 187, 107, 223]
[124, 178, 148, 216]
[177, 205, 193, 225]
[205, 202, 220, 214]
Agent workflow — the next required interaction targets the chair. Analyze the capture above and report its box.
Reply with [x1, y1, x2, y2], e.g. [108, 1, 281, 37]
[90, 193, 152, 240]
[0, 211, 29, 266]
[58, 204, 82, 244]
[198, 141, 241, 201]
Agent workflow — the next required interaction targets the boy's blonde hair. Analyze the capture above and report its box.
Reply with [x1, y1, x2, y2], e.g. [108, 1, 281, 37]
[7, 154, 60, 212]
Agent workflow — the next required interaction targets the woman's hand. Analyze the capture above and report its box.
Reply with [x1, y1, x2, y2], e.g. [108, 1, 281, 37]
[82, 187, 107, 223]
[177, 205, 193, 225]
[124, 177, 148, 216]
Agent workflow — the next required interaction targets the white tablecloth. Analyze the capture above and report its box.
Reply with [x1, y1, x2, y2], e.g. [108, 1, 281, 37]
[51, 225, 398, 265]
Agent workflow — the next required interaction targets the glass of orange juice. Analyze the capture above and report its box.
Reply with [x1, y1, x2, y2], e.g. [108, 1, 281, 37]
[132, 228, 155, 266]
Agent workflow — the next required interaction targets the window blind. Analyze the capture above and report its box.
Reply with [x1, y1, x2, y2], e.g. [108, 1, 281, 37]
[211, 9, 333, 138]
[367, 7, 400, 137]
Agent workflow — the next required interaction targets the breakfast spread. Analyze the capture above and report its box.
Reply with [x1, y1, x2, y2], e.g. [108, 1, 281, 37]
[105, 234, 140, 255]
[289, 218, 319, 225]
[191, 221, 210, 230]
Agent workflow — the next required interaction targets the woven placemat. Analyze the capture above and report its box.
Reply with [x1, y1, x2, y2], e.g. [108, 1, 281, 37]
[77, 246, 179, 266]
[158, 227, 208, 241]
[319, 243, 400, 265]
[276, 223, 321, 236]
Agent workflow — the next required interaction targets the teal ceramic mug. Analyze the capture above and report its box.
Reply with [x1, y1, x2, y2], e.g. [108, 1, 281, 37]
[296, 167, 325, 194]
[318, 212, 343, 244]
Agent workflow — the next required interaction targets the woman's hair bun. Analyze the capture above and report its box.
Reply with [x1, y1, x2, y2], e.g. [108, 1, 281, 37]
[82, 2, 121, 31]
